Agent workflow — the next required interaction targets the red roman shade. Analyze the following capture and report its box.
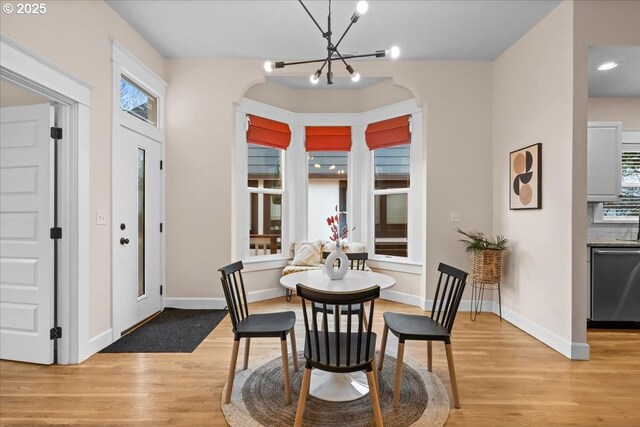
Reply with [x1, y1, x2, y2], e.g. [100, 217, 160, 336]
[365, 115, 411, 150]
[246, 114, 291, 150]
[305, 126, 352, 152]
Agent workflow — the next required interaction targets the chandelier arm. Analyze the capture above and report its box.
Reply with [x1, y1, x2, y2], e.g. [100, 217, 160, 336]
[337, 51, 386, 60]
[332, 49, 350, 68]
[298, 0, 326, 36]
[333, 20, 355, 52]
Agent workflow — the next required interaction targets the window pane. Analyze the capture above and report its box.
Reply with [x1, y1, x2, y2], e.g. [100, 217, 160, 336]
[248, 192, 282, 256]
[137, 148, 146, 297]
[307, 151, 348, 241]
[374, 145, 410, 190]
[603, 187, 640, 218]
[603, 150, 640, 218]
[120, 75, 157, 126]
[247, 143, 282, 189]
[374, 193, 408, 257]
[621, 151, 640, 184]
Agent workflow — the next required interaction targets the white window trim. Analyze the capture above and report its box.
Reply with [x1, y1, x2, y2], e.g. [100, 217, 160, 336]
[234, 99, 423, 274]
[594, 133, 640, 224]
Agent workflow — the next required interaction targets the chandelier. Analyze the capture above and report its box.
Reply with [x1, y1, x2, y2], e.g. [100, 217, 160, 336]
[263, 0, 400, 85]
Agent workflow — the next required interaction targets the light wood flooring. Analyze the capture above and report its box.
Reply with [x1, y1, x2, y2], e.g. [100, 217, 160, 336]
[1, 298, 639, 426]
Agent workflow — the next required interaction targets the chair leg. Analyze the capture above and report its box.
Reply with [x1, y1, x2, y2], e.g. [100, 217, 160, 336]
[445, 343, 461, 409]
[393, 342, 405, 408]
[498, 282, 502, 321]
[378, 324, 389, 371]
[290, 327, 299, 371]
[371, 357, 380, 393]
[366, 368, 384, 427]
[427, 340, 432, 372]
[280, 339, 292, 405]
[224, 339, 240, 404]
[294, 367, 312, 427]
[243, 338, 251, 370]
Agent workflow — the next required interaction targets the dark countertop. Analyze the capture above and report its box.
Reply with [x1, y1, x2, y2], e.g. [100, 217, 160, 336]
[588, 239, 640, 248]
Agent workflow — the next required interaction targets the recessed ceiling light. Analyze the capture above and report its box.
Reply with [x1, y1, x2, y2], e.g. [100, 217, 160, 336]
[597, 62, 618, 71]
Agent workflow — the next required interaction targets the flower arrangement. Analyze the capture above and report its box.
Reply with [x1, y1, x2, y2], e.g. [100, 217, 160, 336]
[326, 205, 354, 242]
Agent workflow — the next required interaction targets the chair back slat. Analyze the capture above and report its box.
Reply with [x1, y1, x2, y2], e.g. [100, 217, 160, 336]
[218, 261, 251, 332]
[322, 251, 368, 271]
[429, 263, 468, 333]
[297, 284, 380, 370]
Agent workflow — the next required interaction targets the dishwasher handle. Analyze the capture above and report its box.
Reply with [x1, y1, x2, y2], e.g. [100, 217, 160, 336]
[594, 249, 640, 255]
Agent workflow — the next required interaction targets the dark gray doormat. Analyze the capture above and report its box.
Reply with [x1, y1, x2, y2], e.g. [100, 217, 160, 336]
[100, 308, 228, 353]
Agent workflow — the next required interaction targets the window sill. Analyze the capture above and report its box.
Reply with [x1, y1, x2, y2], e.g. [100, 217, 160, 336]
[367, 257, 423, 275]
[242, 256, 291, 272]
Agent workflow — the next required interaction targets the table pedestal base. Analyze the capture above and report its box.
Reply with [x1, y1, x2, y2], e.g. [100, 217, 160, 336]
[309, 370, 369, 402]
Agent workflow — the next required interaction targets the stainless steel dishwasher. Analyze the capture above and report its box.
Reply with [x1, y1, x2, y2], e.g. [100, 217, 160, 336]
[591, 247, 640, 321]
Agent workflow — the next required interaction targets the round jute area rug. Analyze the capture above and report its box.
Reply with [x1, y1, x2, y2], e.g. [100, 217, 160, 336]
[222, 351, 450, 427]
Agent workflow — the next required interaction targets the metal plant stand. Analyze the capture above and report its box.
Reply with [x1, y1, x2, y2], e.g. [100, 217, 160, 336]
[470, 281, 502, 321]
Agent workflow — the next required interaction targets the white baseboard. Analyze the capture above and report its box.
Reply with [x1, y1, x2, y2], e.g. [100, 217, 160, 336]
[499, 305, 589, 360]
[84, 329, 113, 358]
[165, 297, 226, 310]
[165, 287, 286, 310]
[380, 290, 427, 309]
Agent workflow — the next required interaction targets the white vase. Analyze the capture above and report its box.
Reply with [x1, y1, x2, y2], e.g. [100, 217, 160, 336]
[324, 242, 349, 280]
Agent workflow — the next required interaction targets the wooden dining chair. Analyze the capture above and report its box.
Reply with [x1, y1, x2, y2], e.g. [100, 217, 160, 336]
[219, 261, 299, 404]
[378, 262, 468, 408]
[318, 251, 371, 329]
[295, 284, 383, 427]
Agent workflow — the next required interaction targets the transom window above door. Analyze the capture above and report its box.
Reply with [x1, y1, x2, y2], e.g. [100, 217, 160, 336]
[120, 74, 158, 126]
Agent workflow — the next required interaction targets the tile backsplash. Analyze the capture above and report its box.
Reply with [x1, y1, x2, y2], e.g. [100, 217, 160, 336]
[587, 203, 639, 240]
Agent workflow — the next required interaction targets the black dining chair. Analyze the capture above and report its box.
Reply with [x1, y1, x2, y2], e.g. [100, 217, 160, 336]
[219, 261, 299, 405]
[378, 262, 468, 409]
[318, 251, 371, 329]
[322, 251, 368, 271]
[294, 283, 383, 427]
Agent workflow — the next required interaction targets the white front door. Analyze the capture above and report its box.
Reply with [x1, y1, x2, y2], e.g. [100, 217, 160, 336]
[113, 126, 162, 336]
[0, 103, 55, 364]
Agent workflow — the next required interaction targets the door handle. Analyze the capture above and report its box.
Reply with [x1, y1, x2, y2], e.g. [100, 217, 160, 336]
[120, 238, 130, 245]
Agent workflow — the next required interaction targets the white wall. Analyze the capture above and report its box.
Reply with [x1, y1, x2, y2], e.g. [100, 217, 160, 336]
[166, 59, 494, 306]
[308, 179, 340, 242]
[492, 1, 577, 357]
[0, 1, 166, 338]
[588, 98, 640, 129]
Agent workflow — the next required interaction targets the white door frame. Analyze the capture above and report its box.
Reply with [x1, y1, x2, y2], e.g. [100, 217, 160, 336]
[0, 34, 91, 364]
[111, 41, 166, 341]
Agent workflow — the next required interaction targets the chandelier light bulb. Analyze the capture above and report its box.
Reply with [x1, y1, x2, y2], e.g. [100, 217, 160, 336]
[263, 61, 274, 73]
[356, 1, 369, 15]
[389, 46, 400, 59]
[351, 72, 361, 82]
[310, 69, 322, 84]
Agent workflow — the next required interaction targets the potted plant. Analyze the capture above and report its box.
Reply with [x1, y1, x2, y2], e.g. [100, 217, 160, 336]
[456, 228, 508, 284]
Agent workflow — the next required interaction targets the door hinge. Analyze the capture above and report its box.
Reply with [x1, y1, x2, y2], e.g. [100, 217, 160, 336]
[160, 285, 163, 296]
[50, 227, 62, 239]
[50, 127, 62, 140]
[160, 223, 163, 232]
[50, 326, 62, 340]
[160, 160, 163, 170]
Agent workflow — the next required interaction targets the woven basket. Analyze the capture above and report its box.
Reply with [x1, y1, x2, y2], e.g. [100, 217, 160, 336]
[471, 250, 503, 284]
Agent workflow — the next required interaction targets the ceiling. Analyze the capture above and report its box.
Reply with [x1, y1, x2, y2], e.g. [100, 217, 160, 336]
[106, 0, 561, 61]
[588, 46, 640, 97]
[107, 1, 639, 96]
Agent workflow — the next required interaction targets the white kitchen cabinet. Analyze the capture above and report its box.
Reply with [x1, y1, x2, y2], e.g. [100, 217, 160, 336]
[587, 121, 622, 202]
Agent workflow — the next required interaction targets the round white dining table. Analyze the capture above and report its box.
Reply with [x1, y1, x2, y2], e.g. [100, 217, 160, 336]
[279, 269, 395, 402]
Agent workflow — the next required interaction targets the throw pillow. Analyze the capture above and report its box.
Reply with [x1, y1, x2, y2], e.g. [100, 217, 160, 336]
[291, 241, 322, 266]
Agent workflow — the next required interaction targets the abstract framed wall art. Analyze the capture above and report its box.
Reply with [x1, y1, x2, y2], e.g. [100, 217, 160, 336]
[510, 143, 542, 210]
